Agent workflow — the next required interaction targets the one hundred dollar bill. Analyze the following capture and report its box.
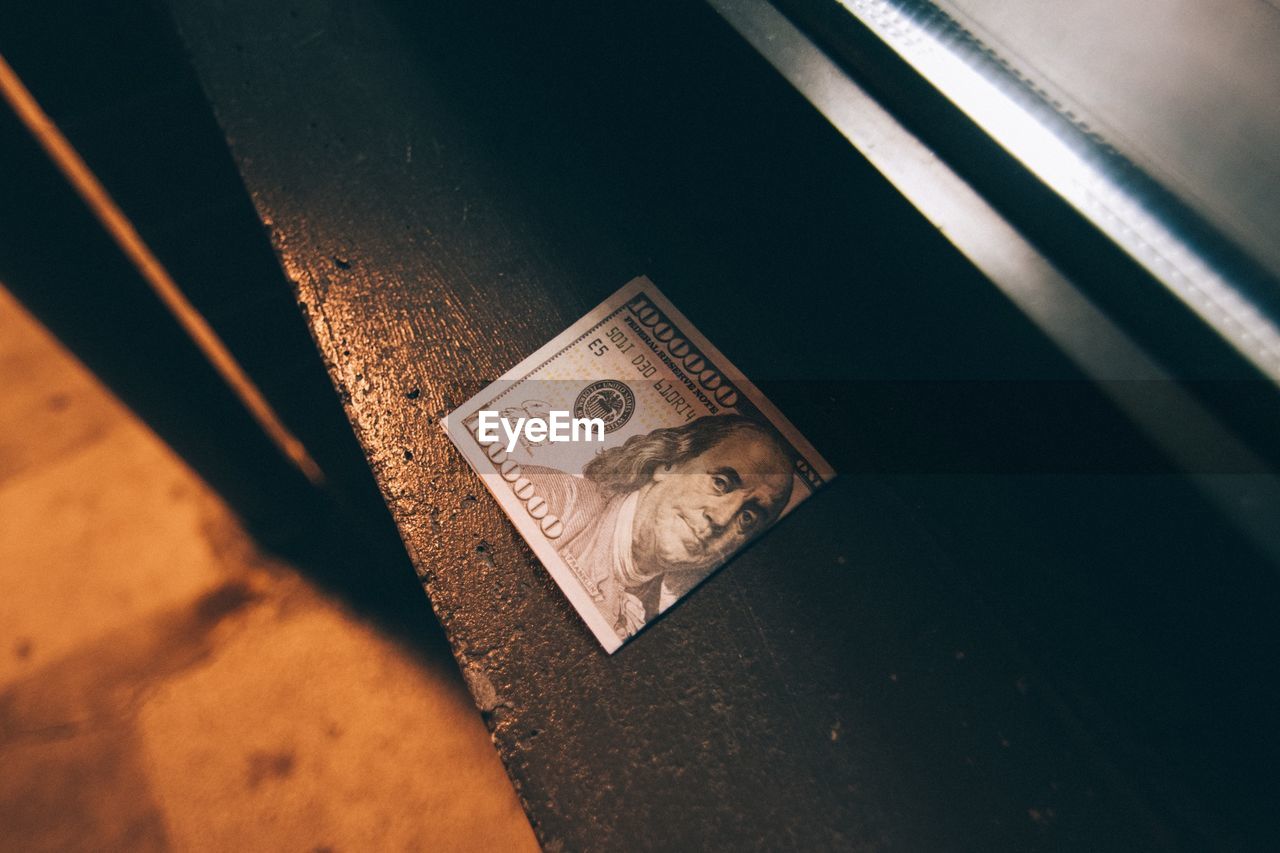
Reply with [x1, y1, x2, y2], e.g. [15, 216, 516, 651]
[443, 277, 834, 652]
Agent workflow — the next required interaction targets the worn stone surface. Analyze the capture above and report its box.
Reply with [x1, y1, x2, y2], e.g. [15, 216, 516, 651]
[162, 1, 1203, 849]
[0, 286, 536, 851]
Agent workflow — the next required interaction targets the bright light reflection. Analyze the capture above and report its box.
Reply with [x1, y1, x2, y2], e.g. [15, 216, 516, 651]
[838, 0, 1280, 384]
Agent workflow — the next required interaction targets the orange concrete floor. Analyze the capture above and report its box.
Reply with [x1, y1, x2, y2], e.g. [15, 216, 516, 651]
[0, 284, 538, 852]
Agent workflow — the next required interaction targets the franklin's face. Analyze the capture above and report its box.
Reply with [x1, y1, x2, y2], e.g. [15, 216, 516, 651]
[631, 429, 793, 576]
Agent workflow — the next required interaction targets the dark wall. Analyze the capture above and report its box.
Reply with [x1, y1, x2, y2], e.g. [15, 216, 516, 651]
[0, 1, 436, 638]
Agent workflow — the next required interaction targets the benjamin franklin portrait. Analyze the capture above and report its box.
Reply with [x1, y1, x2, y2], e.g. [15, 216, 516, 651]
[523, 414, 794, 639]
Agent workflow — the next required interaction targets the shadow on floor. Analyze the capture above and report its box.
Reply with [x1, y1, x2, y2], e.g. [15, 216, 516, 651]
[0, 285, 537, 851]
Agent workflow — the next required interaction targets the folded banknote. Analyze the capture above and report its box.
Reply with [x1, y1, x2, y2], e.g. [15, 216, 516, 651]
[443, 277, 834, 652]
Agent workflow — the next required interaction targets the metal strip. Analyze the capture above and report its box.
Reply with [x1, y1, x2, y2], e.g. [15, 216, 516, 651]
[708, 0, 1280, 565]
[834, 0, 1280, 386]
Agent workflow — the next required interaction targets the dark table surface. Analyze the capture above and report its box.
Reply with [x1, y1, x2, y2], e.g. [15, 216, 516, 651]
[166, 1, 1280, 849]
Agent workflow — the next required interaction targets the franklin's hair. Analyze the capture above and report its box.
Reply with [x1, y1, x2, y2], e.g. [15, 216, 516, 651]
[583, 414, 794, 499]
